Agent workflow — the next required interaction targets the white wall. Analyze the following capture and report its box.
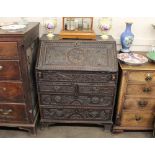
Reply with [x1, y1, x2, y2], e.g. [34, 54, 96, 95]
[1, 17, 155, 51]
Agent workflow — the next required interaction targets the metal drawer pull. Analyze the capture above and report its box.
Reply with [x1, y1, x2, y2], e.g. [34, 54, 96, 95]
[135, 115, 142, 121]
[145, 73, 152, 81]
[138, 101, 148, 107]
[143, 87, 151, 93]
[0, 109, 13, 115]
[0, 65, 3, 70]
[111, 74, 116, 80]
[74, 84, 79, 98]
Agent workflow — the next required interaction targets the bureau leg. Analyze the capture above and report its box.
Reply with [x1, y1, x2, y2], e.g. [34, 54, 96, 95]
[103, 124, 112, 131]
[112, 128, 124, 134]
[18, 126, 37, 135]
[40, 123, 49, 129]
[29, 126, 37, 135]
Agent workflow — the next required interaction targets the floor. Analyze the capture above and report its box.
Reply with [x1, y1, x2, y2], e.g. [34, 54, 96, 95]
[0, 125, 152, 138]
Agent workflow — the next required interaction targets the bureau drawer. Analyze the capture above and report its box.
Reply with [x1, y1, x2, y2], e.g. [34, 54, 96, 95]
[79, 83, 115, 95]
[38, 82, 115, 96]
[0, 61, 21, 80]
[126, 84, 155, 97]
[36, 71, 117, 83]
[121, 111, 154, 128]
[0, 42, 18, 59]
[0, 82, 24, 102]
[123, 97, 155, 110]
[40, 107, 112, 121]
[38, 83, 74, 93]
[40, 94, 114, 107]
[0, 103, 28, 123]
[128, 71, 155, 83]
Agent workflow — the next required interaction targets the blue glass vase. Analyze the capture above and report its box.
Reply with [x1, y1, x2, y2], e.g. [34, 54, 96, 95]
[120, 22, 134, 53]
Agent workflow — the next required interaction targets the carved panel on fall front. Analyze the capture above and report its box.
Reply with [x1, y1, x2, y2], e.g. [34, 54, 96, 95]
[37, 41, 117, 72]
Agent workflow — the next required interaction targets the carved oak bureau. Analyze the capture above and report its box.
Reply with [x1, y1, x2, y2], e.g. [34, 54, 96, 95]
[113, 59, 155, 133]
[0, 23, 39, 133]
[36, 35, 118, 129]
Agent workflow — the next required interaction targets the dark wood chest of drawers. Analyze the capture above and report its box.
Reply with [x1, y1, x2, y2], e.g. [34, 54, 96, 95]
[0, 23, 39, 133]
[36, 35, 118, 128]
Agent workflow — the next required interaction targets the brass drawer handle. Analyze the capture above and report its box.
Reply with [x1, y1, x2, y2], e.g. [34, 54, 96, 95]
[135, 115, 142, 121]
[145, 73, 152, 81]
[138, 101, 148, 107]
[74, 84, 79, 98]
[0, 65, 3, 70]
[143, 87, 151, 93]
[0, 109, 13, 115]
[111, 74, 116, 80]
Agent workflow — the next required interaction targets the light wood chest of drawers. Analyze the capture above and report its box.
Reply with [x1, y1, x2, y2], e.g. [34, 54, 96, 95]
[113, 59, 155, 132]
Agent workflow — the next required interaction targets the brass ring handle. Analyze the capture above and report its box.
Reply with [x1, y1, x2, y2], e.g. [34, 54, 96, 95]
[145, 73, 152, 81]
[0, 65, 3, 70]
[0, 109, 12, 115]
[143, 87, 151, 93]
[138, 101, 148, 107]
[135, 115, 142, 121]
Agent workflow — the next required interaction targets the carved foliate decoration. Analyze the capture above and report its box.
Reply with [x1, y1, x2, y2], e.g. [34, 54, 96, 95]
[42, 108, 112, 121]
[41, 94, 113, 107]
[67, 48, 84, 64]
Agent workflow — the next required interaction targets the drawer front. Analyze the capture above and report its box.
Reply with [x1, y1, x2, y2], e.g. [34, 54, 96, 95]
[37, 71, 117, 83]
[40, 107, 112, 121]
[0, 82, 24, 102]
[78, 84, 115, 96]
[124, 97, 155, 111]
[127, 84, 155, 97]
[128, 71, 155, 83]
[0, 61, 21, 80]
[40, 94, 114, 107]
[121, 111, 154, 128]
[0, 103, 28, 123]
[0, 42, 18, 59]
[38, 82, 115, 96]
[38, 83, 74, 93]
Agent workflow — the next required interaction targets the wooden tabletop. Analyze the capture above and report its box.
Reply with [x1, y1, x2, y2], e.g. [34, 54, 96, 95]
[0, 22, 39, 36]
